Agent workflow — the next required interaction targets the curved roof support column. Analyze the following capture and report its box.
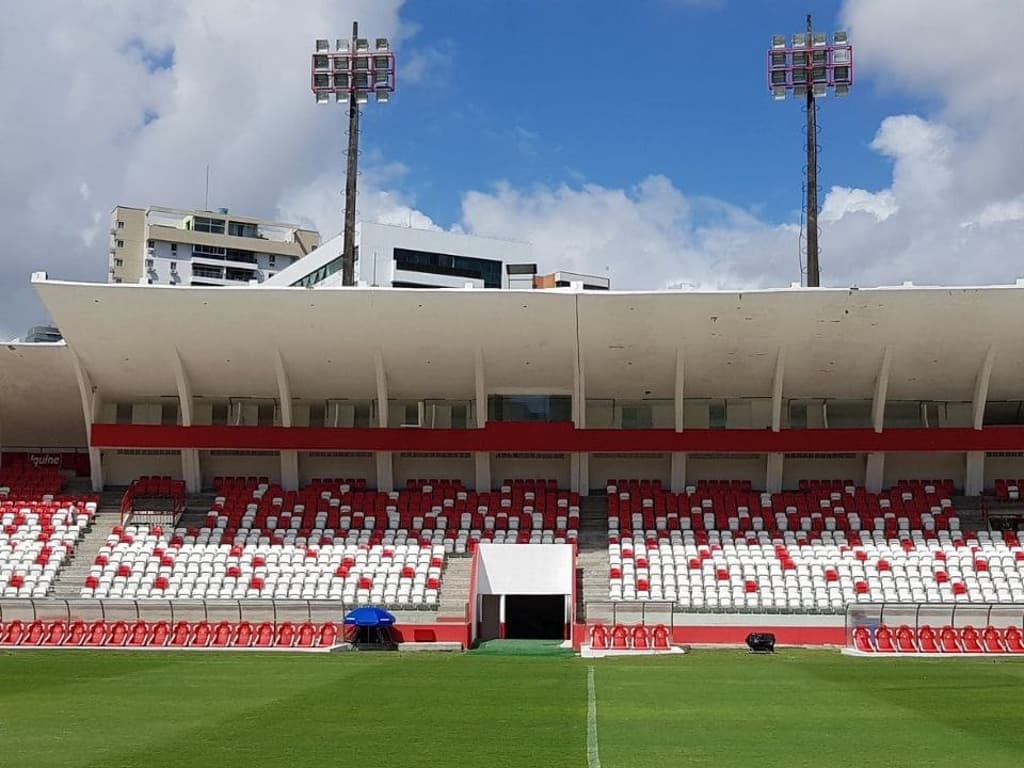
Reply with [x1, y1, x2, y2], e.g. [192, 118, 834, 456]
[871, 346, 893, 434]
[171, 348, 194, 427]
[674, 347, 685, 432]
[771, 346, 786, 432]
[273, 349, 293, 428]
[972, 345, 997, 430]
[70, 350, 103, 492]
[572, 342, 585, 429]
[474, 347, 486, 428]
[374, 349, 389, 428]
[171, 349, 201, 493]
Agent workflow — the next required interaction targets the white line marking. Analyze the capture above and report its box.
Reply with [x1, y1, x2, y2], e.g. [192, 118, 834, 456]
[587, 665, 601, 768]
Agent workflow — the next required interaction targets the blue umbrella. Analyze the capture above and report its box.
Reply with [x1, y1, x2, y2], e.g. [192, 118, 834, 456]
[343, 606, 396, 627]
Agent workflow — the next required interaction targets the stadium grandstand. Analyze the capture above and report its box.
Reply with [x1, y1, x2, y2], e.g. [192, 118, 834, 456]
[0, 274, 1021, 656]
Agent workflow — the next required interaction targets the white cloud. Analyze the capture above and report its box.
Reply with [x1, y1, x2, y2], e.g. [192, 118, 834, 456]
[0, 0, 408, 338]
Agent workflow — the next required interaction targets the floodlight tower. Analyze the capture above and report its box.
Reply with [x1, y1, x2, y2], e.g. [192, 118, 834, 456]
[767, 15, 853, 287]
[311, 23, 396, 286]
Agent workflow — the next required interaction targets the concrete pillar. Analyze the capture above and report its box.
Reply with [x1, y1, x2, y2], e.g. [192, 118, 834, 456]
[571, 453, 589, 495]
[375, 451, 393, 492]
[670, 452, 687, 492]
[181, 448, 202, 493]
[865, 452, 885, 493]
[280, 450, 299, 491]
[965, 451, 985, 496]
[766, 453, 784, 493]
[88, 448, 103, 493]
[474, 452, 491, 492]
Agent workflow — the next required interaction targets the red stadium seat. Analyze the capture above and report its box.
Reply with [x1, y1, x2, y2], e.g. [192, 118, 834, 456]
[631, 625, 649, 650]
[275, 622, 296, 648]
[43, 621, 67, 646]
[917, 626, 938, 653]
[233, 622, 255, 647]
[65, 621, 88, 646]
[149, 621, 171, 647]
[169, 621, 191, 647]
[190, 621, 212, 647]
[874, 625, 895, 653]
[211, 621, 233, 647]
[317, 623, 338, 647]
[938, 626, 961, 653]
[296, 622, 317, 648]
[981, 626, 1006, 653]
[254, 622, 275, 647]
[22, 620, 47, 646]
[960, 626, 983, 653]
[1003, 626, 1024, 653]
[83, 620, 108, 647]
[127, 621, 150, 647]
[590, 625, 609, 650]
[895, 625, 917, 653]
[651, 624, 671, 650]
[610, 625, 629, 650]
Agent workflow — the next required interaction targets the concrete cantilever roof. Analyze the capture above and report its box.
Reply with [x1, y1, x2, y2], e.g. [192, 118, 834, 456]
[0, 342, 86, 449]
[2, 276, 1022, 448]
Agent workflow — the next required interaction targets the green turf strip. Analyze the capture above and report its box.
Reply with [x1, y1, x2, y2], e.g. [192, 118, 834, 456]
[1, 650, 1022, 768]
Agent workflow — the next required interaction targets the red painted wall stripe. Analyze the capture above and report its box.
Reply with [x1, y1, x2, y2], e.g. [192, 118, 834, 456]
[91, 422, 1024, 453]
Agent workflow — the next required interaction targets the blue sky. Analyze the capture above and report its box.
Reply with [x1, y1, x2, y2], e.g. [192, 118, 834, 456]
[370, 0, 921, 228]
[0, 0, 1021, 337]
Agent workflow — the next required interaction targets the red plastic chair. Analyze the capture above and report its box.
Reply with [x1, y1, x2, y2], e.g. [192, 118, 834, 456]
[852, 626, 873, 652]
[254, 622, 275, 647]
[590, 625, 609, 650]
[895, 625, 917, 653]
[275, 622, 296, 648]
[65, 621, 88, 647]
[917, 626, 938, 653]
[169, 622, 191, 647]
[631, 625, 650, 650]
[651, 624, 671, 650]
[211, 622, 233, 647]
[1002, 626, 1024, 653]
[874, 625, 895, 652]
[149, 621, 170, 647]
[296, 622, 317, 648]
[981, 626, 1006, 653]
[317, 623, 338, 647]
[610, 624, 629, 650]
[233, 622, 255, 648]
[190, 621, 212, 647]
[960, 626, 983, 653]
[938, 626, 961, 653]
[83, 620, 108, 647]
[21, 620, 47, 646]
[107, 621, 130, 646]
[126, 621, 150, 647]
[43, 621, 67, 647]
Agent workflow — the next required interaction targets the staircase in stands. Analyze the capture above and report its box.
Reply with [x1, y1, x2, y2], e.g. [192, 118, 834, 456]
[48, 489, 125, 598]
[577, 494, 610, 620]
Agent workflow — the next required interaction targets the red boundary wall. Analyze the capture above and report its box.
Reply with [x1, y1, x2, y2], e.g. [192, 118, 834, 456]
[92, 422, 1024, 453]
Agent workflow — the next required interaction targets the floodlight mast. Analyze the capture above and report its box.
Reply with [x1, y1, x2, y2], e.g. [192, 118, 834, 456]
[311, 23, 396, 286]
[767, 15, 854, 288]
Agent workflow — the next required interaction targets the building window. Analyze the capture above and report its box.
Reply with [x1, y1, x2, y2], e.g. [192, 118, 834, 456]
[393, 247, 502, 288]
[268, 255, 276, 267]
[113, 258, 124, 267]
[147, 239, 154, 248]
[170, 243, 178, 253]
[193, 216, 225, 234]
[228, 221, 258, 238]
[117, 221, 125, 229]
[487, 395, 572, 423]
[169, 261, 177, 271]
[113, 277, 123, 283]
[116, 239, 124, 248]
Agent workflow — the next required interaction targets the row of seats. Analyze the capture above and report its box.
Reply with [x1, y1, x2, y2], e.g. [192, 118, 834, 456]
[0, 466, 66, 498]
[607, 529, 1024, 609]
[993, 479, 1024, 502]
[82, 525, 445, 604]
[852, 624, 1024, 654]
[608, 480, 959, 535]
[0, 619, 342, 649]
[204, 478, 579, 543]
[589, 623, 672, 651]
[129, 476, 186, 499]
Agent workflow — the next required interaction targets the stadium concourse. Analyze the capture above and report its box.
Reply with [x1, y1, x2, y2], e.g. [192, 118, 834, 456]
[0, 277, 1023, 653]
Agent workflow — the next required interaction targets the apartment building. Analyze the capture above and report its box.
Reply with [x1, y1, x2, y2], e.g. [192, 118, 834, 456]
[108, 206, 320, 287]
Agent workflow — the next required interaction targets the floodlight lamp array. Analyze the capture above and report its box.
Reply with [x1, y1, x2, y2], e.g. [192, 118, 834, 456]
[767, 30, 853, 100]
[312, 37, 395, 104]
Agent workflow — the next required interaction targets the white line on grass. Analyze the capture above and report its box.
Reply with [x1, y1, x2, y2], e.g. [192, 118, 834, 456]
[587, 665, 601, 768]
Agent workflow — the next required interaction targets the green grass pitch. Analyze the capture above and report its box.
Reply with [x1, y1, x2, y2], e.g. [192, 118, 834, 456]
[2, 649, 1023, 767]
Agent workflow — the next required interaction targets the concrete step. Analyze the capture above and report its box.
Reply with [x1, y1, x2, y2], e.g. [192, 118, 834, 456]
[437, 556, 474, 618]
[48, 505, 124, 598]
